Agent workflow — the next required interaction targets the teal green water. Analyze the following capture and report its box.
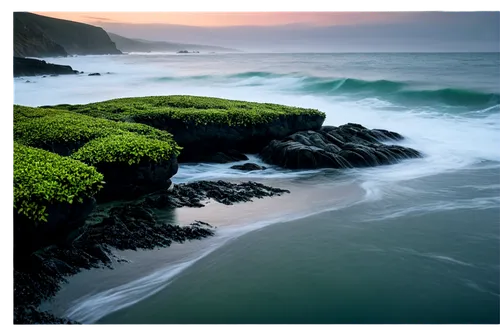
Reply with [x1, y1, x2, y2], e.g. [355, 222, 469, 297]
[99, 167, 500, 324]
[17, 52, 500, 324]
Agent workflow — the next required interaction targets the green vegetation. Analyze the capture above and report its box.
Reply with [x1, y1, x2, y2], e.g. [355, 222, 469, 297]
[13, 96, 321, 222]
[13, 106, 180, 222]
[72, 132, 181, 166]
[14, 105, 178, 153]
[48, 95, 325, 127]
[14, 143, 104, 222]
[14, 104, 66, 122]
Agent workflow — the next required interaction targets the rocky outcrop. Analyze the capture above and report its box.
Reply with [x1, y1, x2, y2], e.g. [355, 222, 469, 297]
[14, 197, 96, 260]
[143, 114, 325, 162]
[143, 180, 289, 208]
[14, 57, 79, 77]
[14, 12, 121, 57]
[94, 157, 179, 202]
[260, 123, 421, 169]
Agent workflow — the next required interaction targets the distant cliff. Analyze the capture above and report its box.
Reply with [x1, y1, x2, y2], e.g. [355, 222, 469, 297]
[14, 12, 121, 57]
[107, 32, 239, 53]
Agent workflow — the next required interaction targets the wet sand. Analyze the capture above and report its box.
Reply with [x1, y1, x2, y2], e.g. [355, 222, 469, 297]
[41, 176, 366, 323]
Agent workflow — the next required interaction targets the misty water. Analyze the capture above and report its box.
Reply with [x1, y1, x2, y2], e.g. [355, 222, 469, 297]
[15, 52, 500, 323]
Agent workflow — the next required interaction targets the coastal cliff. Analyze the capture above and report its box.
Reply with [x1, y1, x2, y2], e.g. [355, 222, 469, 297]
[14, 12, 121, 57]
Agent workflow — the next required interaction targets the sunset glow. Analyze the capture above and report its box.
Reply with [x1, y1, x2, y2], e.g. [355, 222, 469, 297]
[34, 12, 416, 27]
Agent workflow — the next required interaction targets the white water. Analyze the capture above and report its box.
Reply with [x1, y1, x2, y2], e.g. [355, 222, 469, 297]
[19, 54, 500, 323]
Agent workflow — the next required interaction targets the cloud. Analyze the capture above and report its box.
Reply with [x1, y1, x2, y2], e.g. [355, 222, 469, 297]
[83, 15, 114, 22]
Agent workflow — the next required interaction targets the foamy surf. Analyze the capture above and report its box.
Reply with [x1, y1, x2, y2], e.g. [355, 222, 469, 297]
[23, 52, 499, 324]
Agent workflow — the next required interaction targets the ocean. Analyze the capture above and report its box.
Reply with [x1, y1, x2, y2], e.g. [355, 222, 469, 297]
[14, 52, 500, 324]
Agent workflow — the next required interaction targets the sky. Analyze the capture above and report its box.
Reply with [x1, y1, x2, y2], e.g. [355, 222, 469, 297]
[34, 12, 500, 52]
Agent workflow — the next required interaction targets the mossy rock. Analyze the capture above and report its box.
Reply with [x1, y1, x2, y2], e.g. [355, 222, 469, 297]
[14, 106, 181, 203]
[14, 143, 104, 253]
[44, 95, 326, 160]
[45, 95, 325, 126]
[14, 143, 104, 223]
[14, 105, 179, 156]
[14, 104, 65, 122]
[71, 133, 179, 201]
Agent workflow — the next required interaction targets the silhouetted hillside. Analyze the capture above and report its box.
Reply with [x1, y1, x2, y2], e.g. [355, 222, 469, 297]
[14, 12, 121, 57]
[107, 32, 238, 53]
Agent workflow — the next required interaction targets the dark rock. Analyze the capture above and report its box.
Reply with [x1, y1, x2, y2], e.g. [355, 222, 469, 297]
[260, 123, 422, 169]
[138, 114, 325, 162]
[144, 180, 289, 209]
[88, 72, 101, 76]
[95, 156, 178, 202]
[14, 197, 96, 259]
[177, 50, 200, 54]
[13, 179, 288, 324]
[184, 149, 249, 164]
[14, 57, 79, 77]
[231, 163, 267, 171]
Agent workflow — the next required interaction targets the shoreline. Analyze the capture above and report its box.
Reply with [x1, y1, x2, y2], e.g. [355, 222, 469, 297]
[13, 95, 422, 324]
[14, 179, 291, 324]
[40, 176, 366, 323]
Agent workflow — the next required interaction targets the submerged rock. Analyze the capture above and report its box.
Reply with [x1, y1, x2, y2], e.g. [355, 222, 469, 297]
[260, 123, 421, 169]
[88, 72, 101, 76]
[230, 163, 267, 171]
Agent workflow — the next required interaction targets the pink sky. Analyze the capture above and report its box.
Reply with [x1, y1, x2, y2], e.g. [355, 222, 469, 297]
[35, 12, 416, 27]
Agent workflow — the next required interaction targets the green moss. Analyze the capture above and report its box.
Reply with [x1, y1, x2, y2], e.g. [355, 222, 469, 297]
[14, 105, 177, 151]
[114, 121, 176, 142]
[47, 95, 325, 126]
[71, 132, 181, 166]
[14, 104, 67, 123]
[14, 143, 104, 222]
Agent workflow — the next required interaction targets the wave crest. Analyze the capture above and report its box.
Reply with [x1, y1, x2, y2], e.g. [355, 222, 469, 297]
[151, 71, 500, 108]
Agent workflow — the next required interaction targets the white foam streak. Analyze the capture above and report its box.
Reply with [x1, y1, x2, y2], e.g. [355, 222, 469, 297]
[64, 196, 363, 323]
[364, 196, 500, 222]
[64, 243, 221, 323]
